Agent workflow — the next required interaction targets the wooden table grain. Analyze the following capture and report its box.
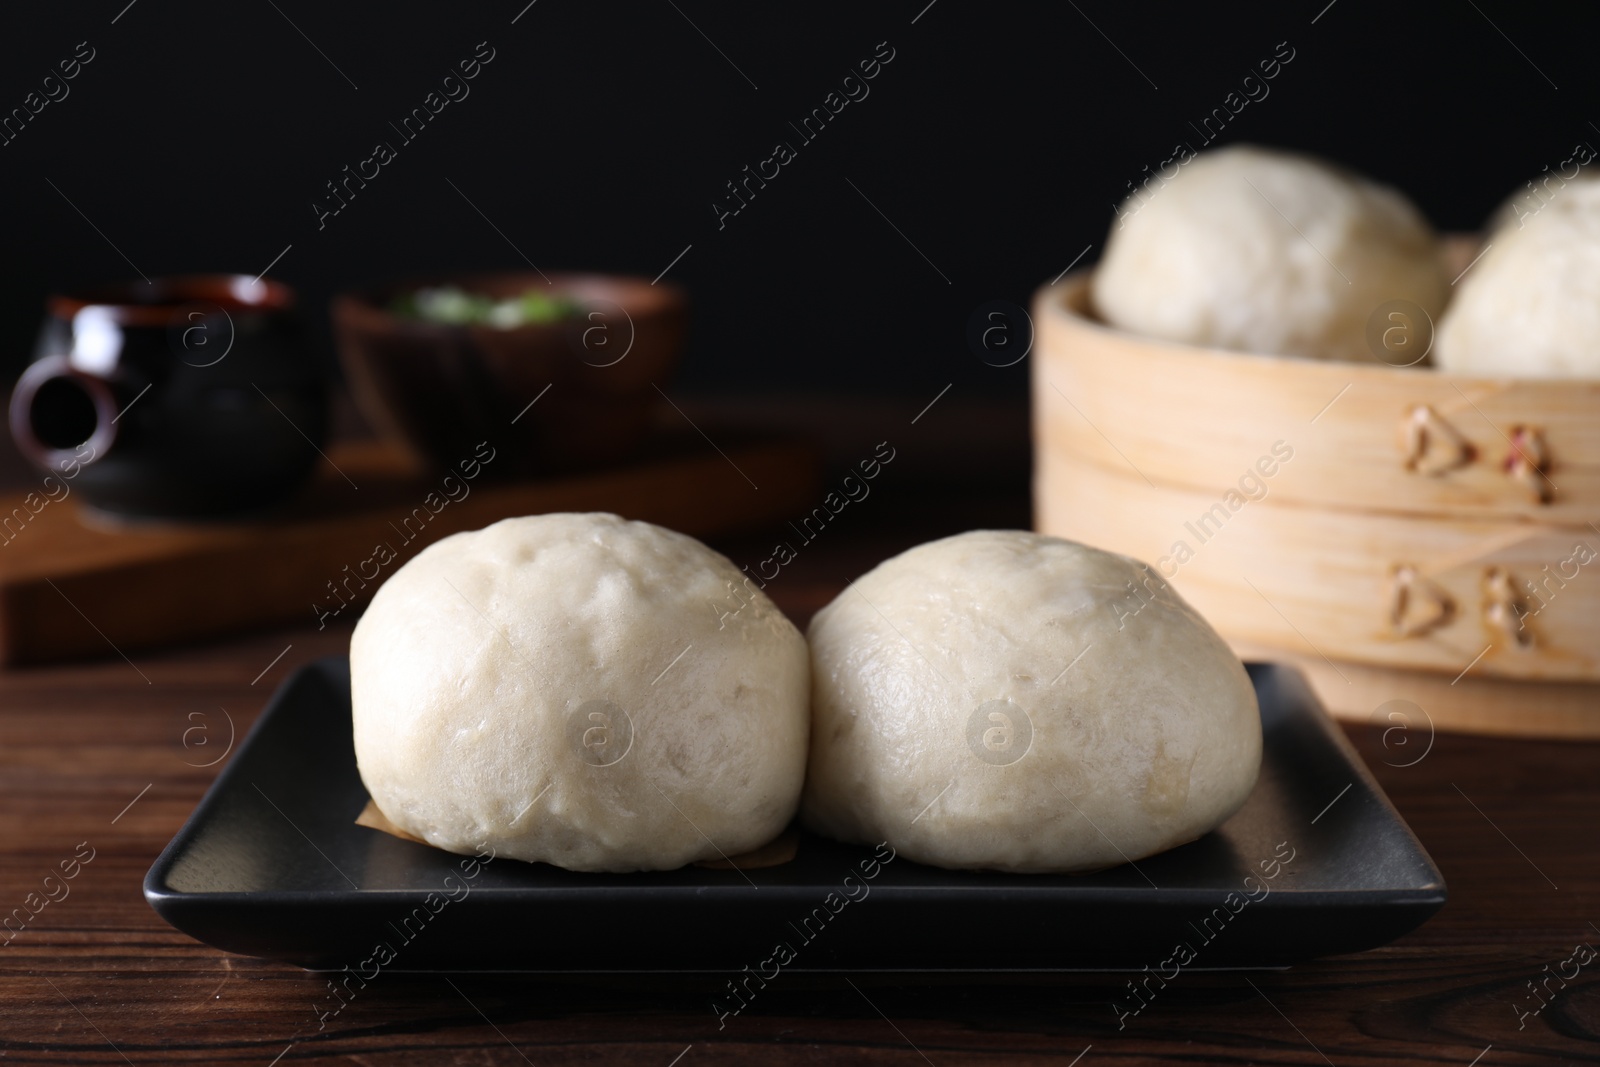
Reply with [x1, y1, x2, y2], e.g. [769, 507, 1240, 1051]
[2, 495, 1596, 1066]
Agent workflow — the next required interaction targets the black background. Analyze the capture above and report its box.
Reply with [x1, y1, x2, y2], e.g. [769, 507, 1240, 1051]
[1, 1, 1595, 398]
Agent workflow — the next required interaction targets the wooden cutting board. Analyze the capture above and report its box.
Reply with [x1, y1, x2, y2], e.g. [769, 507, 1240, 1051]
[0, 435, 819, 665]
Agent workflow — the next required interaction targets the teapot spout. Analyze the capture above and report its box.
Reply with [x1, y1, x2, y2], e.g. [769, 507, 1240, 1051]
[9, 355, 118, 473]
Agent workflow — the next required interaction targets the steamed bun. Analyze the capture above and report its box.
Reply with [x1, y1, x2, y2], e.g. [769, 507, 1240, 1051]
[1093, 145, 1448, 363]
[1484, 162, 1598, 236]
[351, 512, 809, 872]
[802, 531, 1261, 873]
[1436, 179, 1600, 379]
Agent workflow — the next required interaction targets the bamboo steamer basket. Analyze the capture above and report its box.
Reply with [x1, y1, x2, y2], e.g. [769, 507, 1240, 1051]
[1032, 271, 1600, 739]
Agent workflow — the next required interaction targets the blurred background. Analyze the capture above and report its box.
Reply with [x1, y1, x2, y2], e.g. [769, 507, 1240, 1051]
[2, 0, 1596, 400]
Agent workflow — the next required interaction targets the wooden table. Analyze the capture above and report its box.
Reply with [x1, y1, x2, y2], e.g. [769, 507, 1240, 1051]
[2, 485, 1597, 1066]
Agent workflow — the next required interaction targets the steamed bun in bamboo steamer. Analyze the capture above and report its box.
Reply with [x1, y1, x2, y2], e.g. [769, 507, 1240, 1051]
[1437, 179, 1600, 379]
[1093, 145, 1449, 363]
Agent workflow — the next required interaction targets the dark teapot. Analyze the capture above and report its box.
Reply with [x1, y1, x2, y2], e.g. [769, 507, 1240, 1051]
[8, 275, 328, 519]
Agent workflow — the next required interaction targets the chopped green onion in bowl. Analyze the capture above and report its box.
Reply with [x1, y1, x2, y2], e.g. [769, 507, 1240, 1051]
[392, 286, 582, 328]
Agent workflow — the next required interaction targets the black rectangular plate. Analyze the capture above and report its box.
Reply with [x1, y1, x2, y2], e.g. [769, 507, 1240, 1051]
[145, 658, 1444, 971]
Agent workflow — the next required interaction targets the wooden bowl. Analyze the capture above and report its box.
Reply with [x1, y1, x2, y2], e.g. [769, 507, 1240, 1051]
[1032, 272, 1600, 738]
[333, 273, 686, 478]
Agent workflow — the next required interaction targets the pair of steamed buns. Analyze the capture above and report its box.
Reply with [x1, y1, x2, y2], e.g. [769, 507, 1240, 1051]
[1094, 144, 1600, 378]
[352, 513, 1261, 874]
